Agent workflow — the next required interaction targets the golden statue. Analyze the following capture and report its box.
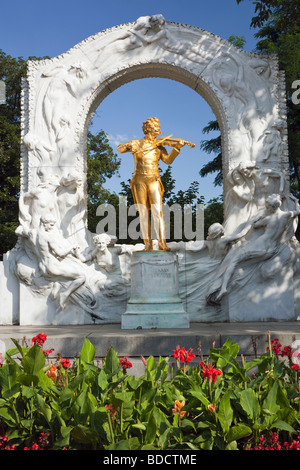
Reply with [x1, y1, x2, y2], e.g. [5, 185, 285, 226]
[117, 117, 195, 251]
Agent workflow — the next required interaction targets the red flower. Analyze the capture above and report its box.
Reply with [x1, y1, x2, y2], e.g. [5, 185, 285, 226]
[105, 403, 117, 416]
[281, 345, 292, 358]
[199, 361, 222, 383]
[266, 338, 282, 355]
[173, 346, 196, 364]
[292, 363, 300, 373]
[119, 356, 132, 370]
[60, 358, 71, 369]
[42, 348, 54, 357]
[32, 332, 47, 346]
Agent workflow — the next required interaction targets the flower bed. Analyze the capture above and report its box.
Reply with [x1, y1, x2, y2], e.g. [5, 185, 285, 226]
[0, 331, 299, 450]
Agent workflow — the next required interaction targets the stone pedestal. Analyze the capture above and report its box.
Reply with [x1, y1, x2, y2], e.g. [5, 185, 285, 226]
[121, 251, 189, 329]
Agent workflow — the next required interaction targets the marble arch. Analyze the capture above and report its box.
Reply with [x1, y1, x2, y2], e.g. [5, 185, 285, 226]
[21, 15, 289, 203]
[2, 14, 298, 326]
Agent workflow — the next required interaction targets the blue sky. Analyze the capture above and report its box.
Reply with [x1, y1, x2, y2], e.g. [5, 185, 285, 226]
[1, 0, 260, 204]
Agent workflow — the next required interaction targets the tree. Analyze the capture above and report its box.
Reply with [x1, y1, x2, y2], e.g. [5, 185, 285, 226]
[236, 0, 300, 28]
[199, 120, 222, 187]
[86, 129, 121, 234]
[0, 51, 34, 255]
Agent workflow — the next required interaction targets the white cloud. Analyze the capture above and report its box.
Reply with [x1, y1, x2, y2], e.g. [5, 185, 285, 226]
[107, 133, 129, 148]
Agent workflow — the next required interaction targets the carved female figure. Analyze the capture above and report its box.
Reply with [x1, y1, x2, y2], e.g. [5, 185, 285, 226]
[206, 194, 300, 304]
[57, 170, 86, 246]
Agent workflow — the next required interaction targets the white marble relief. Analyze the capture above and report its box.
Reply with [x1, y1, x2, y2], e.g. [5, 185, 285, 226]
[0, 15, 297, 325]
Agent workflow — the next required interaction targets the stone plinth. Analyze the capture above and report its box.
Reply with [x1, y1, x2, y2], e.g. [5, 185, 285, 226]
[122, 251, 189, 329]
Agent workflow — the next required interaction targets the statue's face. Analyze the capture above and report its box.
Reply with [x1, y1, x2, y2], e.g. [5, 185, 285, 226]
[94, 238, 108, 251]
[43, 221, 55, 232]
[266, 199, 280, 213]
[149, 121, 161, 137]
[240, 167, 253, 178]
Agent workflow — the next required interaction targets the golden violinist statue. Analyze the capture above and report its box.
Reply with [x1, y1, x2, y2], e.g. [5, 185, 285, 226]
[117, 117, 195, 251]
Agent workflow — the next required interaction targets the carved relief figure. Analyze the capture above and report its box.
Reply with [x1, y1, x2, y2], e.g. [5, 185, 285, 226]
[223, 165, 256, 235]
[212, 53, 249, 105]
[41, 63, 87, 150]
[262, 121, 284, 161]
[117, 117, 194, 251]
[57, 170, 86, 244]
[185, 222, 249, 260]
[206, 194, 300, 304]
[235, 161, 285, 217]
[33, 214, 86, 310]
[78, 233, 128, 296]
[212, 53, 269, 161]
[128, 15, 211, 65]
[96, 15, 165, 67]
[96, 14, 211, 71]
[18, 175, 60, 229]
[23, 132, 54, 167]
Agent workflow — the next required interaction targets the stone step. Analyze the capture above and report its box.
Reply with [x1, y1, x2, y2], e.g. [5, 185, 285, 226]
[1, 322, 300, 376]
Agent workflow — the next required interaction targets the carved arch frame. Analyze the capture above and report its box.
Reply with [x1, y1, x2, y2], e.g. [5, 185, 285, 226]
[21, 17, 289, 222]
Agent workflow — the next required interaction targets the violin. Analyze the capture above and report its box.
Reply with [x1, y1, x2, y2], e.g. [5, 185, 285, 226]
[155, 134, 195, 148]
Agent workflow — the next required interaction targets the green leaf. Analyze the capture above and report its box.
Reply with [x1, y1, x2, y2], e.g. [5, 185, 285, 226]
[147, 356, 156, 372]
[71, 424, 99, 444]
[272, 420, 296, 433]
[153, 406, 171, 436]
[189, 389, 210, 408]
[131, 423, 147, 432]
[90, 407, 108, 436]
[98, 369, 108, 391]
[239, 388, 260, 422]
[9, 338, 27, 358]
[17, 373, 39, 387]
[21, 343, 45, 375]
[54, 426, 72, 449]
[145, 411, 157, 444]
[180, 418, 196, 431]
[106, 437, 140, 450]
[209, 338, 239, 370]
[113, 391, 134, 403]
[262, 382, 280, 425]
[127, 375, 144, 390]
[0, 407, 18, 427]
[37, 368, 59, 391]
[218, 390, 233, 433]
[112, 391, 135, 420]
[34, 393, 52, 424]
[227, 425, 252, 443]
[154, 357, 169, 383]
[104, 347, 120, 376]
[80, 337, 96, 364]
[0, 362, 20, 398]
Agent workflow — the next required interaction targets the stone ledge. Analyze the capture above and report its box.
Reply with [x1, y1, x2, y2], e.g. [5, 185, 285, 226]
[1, 322, 299, 360]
